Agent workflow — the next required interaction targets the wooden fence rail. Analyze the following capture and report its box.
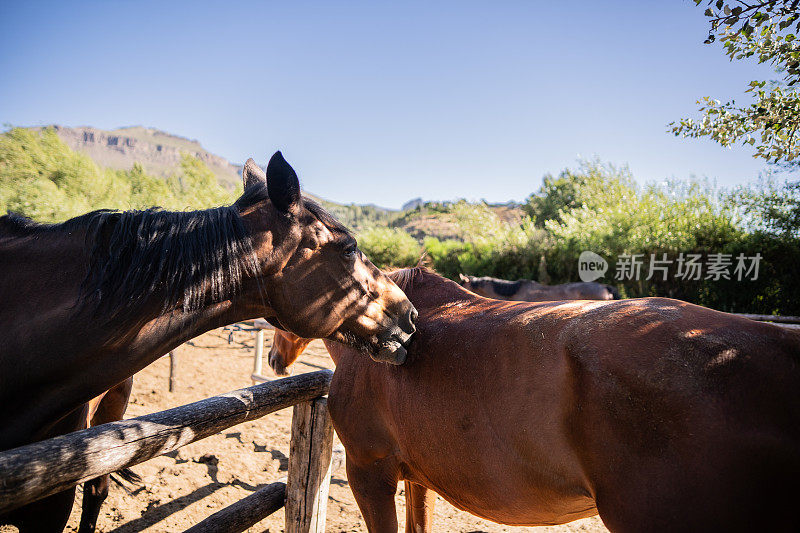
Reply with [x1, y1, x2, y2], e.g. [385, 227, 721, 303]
[0, 370, 333, 520]
[731, 313, 800, 325]
[185, 481, 287, 533]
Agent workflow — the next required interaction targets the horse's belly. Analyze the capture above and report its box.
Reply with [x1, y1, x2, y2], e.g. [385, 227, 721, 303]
[402, 452, 597, 526]
[420, 475, 597, 526]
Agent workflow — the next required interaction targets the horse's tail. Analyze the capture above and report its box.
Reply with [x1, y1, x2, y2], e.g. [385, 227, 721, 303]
[111, 467, 142, 486]
[606, 285, 621, 300]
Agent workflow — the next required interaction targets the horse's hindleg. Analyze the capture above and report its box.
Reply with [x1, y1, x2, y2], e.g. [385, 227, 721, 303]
[78, 475, 109, 533]
[78, 377, 135, 533]
[404, 481, 435, 533]
[346, 459, 399, 533]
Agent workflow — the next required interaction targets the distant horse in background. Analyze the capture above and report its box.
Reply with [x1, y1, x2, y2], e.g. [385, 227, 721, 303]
[458, 273, 619, 301]
[0, 152, 416, 532]
[270, 267, 800, 532]
[79, 378, 138, 533]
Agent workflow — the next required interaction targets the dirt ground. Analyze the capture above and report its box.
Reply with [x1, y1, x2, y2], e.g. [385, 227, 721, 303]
[62, 327, 609, 533]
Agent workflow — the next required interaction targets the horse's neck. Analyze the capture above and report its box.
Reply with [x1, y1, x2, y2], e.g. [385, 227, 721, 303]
[322, 339, 342, 367]
[408, 276, 477, 310]
[0, 229, 90, 322]
[107, 283, 270, 378]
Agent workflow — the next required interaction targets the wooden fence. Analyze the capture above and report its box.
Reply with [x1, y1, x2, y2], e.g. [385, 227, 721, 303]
[251, 318, 274, 385]
[731, 313, 800, 329]
[0, 370, 335, 533]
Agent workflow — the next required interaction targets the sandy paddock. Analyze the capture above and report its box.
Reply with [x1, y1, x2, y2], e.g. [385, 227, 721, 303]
[58, 327, 609, 533]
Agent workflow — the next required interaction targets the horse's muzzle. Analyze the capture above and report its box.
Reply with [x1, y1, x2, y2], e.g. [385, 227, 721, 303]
[372, 304, 416, 365]
[374, 337, 409, 365]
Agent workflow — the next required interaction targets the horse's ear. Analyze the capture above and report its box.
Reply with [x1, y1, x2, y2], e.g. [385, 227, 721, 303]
[266, 151, 301, 213]
[458, 273, 470, 284]
[242, 158, 266, 189]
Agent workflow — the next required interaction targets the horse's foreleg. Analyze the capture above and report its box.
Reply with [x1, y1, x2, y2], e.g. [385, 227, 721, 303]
[78, 377, 135, 533]
[404, 481, 435, 533]
[89, 377, 134, 428]
[346, 458, 399, 533]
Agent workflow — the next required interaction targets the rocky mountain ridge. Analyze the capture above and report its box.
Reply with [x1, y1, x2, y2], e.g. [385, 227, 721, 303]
[46, 125, 242, 190]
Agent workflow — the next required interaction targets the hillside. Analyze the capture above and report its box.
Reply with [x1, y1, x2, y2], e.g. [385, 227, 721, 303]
[21, 125, 526, 238]
[44, 125, 242, 191]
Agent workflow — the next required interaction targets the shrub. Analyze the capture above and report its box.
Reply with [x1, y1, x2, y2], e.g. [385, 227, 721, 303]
[0, 127, 236, 222]
[358, 227, 422, 268]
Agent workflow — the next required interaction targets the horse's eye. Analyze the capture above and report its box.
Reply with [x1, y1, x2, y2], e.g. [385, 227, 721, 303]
[343, 245, 358, 259]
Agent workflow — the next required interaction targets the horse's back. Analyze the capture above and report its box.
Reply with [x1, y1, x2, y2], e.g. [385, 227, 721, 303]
[562, 298, 800, 531]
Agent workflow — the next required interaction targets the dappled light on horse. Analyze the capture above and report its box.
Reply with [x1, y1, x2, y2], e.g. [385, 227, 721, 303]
[270, 267, 800, 532]
[0, 151, 416, 532]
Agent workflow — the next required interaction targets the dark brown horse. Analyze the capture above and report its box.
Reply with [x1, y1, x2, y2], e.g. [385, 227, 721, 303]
[0, 152, 416, 532]
[270, 267, 800, 532]
[458, 273, 619, 301]
[79, 378, 137, 533]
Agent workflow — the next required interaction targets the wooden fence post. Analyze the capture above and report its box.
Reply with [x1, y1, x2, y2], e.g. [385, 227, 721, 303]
[168, 351, 176, 392]
[285, 397, 334, 533]
[253, 329, 265, 385]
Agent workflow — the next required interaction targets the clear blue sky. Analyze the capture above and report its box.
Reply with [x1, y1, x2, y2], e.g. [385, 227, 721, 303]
[0, 1, 779, 209]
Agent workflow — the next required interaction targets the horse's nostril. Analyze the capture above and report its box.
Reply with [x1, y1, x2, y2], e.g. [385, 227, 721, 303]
[402, 306, 418, 334]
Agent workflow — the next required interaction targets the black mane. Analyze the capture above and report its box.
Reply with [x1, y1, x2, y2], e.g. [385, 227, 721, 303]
[303, 198, 354, 240]
[490, 278, 522, 297]
[2, 204, 258, 322]
[2, 182, 350, 324]
[465, 275, 522, 297]
[82, 184, 269, 322]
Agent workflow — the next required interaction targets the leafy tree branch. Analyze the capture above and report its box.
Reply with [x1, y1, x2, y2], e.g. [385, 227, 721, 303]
[671, 1, 800, 165]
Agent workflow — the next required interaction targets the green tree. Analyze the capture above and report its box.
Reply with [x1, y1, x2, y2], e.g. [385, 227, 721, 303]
[523, 160, 635, 226]
[671, 1, 800, 164]
[167, 154, 234, 209]
[358, 227, 422, 268]
[738, 176, 800, 236]
[0, 127, 236, 221]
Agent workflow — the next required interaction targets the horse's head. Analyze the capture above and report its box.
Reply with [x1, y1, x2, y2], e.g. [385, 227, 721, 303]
[236, 152, 416, 364]
[266, 267, 470, 374]
[268, 328, 312, 376]
[458, 273, 489, 296]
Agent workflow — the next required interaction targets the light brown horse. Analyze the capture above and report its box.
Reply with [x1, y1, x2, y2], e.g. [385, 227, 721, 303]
[79, 378, 137, 533]
[0, 152, 416, 532]
[458, 273, 619, 301]
[270, 267, 800, 532]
